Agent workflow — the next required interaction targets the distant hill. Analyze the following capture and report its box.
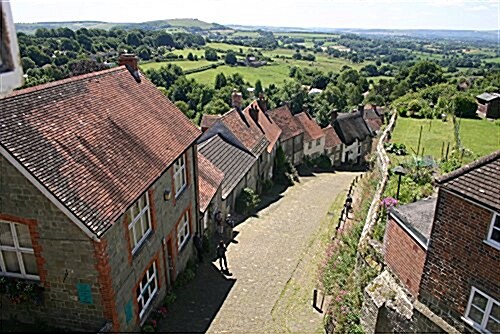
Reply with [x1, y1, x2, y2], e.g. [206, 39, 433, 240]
[15, 18, 228, 34]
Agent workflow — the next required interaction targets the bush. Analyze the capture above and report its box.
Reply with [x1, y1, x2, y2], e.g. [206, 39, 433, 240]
[163, 292, 177, 306]
[273, 146, 293, 185]
[173, 260, 197, 289]
[235, 188, 261, 215]
[313, 154, 332, 169]
[384, 142, 408, 156]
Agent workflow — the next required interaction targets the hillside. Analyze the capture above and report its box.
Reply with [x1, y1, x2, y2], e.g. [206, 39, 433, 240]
[15, 18, 228, 34]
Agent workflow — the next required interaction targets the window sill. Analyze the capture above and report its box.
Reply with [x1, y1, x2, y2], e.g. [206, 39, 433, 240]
[482, 239, 500, 251]
[175, 185, 187, 200]
[460, 316, 487, 333]
[139, 292, 159, 326]
[177, 235, 191, 254]
[132, 230, 154, 258]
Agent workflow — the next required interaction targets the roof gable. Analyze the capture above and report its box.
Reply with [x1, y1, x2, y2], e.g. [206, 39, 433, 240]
[294, 112, 324, 142]
[0, 67, 201, 237]
[323, 125, 342, 148]
[243, 101, 282, 153]
[268, 105, 304, 141]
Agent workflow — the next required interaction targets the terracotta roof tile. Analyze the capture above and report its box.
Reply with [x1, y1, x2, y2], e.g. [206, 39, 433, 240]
[197, 152, 224, 213]
[323, 125, 342, 148]
[294, 112, 324, 141]
[437, 150, 500, 211]
[201, 114, 220, 130]
[0, 67, 201, 237]
[243, 101, 281, 153]
[268, 105, 303, 142]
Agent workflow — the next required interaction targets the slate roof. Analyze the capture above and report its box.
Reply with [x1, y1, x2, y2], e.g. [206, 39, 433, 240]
[477, 92, 500, 102]
[333, 111, 373, 146]
[436, 150, 500, 211]
[198, 135, 256, 199]
[217, 107, 268, 157]
[0, 67, 201, 237]
[295, 112, 324, 142]
[268, 105, 304, 142]
[197, 153, 224, 213]
[323, 125, 342, 148]
[390, 197, 437, 246]
[243, 100, 282, 153]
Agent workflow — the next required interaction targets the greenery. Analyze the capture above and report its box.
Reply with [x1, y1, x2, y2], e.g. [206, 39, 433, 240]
[173, 260, 197, 289]
[235, 188, 261, 215]
[0, 276, 44, 305]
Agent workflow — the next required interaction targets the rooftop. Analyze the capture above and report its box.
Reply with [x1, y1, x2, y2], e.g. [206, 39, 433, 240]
[268, 105, 304, 142]
[436, 150, 500, 211]
[323, 125, 342, 148]
[295, 112, 324, 142]
[242, 100, 282, 153]
[0, 67, 201, 237]
[391, 197, 437, 246]
[333, 111, 373, 145]
[476, 92, 500, 102]
[197, 153, 224, 213]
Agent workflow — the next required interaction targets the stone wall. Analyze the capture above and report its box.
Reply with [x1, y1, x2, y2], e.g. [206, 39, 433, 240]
[104, 146, 198, 331]
[418, 188, 499, 331]
[0, 156, 106, 331]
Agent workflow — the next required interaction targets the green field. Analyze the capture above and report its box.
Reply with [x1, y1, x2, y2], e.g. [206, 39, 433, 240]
[140, 60, 216, 71]
[207, 42, 251, 53]
[392, 117, 499, 161]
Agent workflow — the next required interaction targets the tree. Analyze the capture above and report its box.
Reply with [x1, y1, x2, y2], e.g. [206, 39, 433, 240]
[155, 32, 174, 47]
[360, 64, 378, 77]
[205, 48, 218, 61]
[77, 34, 93, 52]
[345, 83, 363, 107]
[68, 59, 108, 77]
[60, 38, 80, 52]
[203, 98, 230, 115]
[126, 32, 142, 47]
[292, 52, 302, 60]
[365, 93, 384, 106]
[187, 52, 194, 61]
[225, 51, 237, 65]
[254, 80, 263, 97]
[311, 74, 329, 89]
[26, 46, 51, 67]
[451, 93, 477, 118]
[174, 101, 194, 118]
[407, 61, 444, 91]
[21, 57, 36, 71]
[137, 46, 151, 60]
[214, 73, 227, 90]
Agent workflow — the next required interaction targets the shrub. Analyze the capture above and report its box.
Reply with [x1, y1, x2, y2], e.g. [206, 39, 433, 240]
[235, 188, 261, 215]
[163, 292, 177, 307]
[313, 154, 332, 169]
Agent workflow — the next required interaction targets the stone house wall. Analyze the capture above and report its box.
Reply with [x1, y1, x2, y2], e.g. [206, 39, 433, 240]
[418, 189, 499, 331]
[0, 155, 107, 331]
[304, 136, 325, 159]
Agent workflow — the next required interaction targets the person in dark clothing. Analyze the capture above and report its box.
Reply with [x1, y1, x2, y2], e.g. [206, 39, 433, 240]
[193, 233, 203, 262]
[216, 240, 228, 272]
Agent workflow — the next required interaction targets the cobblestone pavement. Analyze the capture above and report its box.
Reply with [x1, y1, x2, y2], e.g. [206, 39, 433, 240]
[158, 172, 357, 333]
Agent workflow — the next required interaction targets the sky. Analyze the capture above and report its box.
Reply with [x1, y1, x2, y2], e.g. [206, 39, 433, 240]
[9, 0, 500, 30]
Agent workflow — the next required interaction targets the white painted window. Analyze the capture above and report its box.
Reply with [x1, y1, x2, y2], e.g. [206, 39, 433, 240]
[464, 287, 499, 333]
[129, 193, 152, 254]
[0, 221, 39, 280]
[486, 213, 500, 248]
[136, 262, 158, 319]
[316, 138, 321, 146]
[177, 211, 190, 250]
[308, 142, 312, 149]
[173, 155, 187, 197]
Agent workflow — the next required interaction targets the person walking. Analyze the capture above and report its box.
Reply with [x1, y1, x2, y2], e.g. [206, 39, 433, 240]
[216, 240, 228, 272]
[193, 233, 203, 262]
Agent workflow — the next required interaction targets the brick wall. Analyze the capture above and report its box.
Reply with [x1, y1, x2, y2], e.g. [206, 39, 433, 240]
[383, 215, 426, 297]
[418, 189, 499, 330]
[104, 146, 198, 331]
[0, 156, 106, 331]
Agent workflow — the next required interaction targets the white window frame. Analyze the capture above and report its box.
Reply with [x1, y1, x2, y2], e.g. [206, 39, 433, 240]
[173, 155, 187, 198]
[136, 262, 158, 319]
[485, 213, 500, 250]
[464, 287, 499, 333]
[0, 220, 39, 280]
[177, 211, 191, 251]
[128, 193, 152, 254]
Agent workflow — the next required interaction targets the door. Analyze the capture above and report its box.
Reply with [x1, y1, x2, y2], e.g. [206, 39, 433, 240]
[165, 238, 175, 286]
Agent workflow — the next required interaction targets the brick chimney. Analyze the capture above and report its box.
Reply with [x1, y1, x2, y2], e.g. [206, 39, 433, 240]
[118, 53, 141, 83]
[118, 53, 138, 71]
[231, 89, 243, 111]
[249, 106, 259, 124]
[257, 92, 267, 113]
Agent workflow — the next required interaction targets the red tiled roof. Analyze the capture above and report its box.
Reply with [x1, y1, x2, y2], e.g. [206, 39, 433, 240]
[0, 67, 201, 237]
[201, 114, 220, 130]
[323, 125, 342, 148]
[243, 101, 282, 153]
[197, 152, 224, 213]
[218, 107, 268, 156]
[294, 112, 324, 142]
[268, 105, 303, 142]
[436, 150, 500, 211]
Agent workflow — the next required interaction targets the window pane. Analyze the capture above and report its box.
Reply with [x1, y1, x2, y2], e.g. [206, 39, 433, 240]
[491, 228, 500, 243]
[0, 222, 14, 246]
[2, 251, 20, 273]
[486, 317, 500, 333]
[469, 306, 485, 324]
[491, 303, 499, 320]
[134, 226, 141, 247]
[16, 224, 32, 248]
[22, 253, 38, 275]
[472, 293, 488, 310]
[494, 215, 500, 228]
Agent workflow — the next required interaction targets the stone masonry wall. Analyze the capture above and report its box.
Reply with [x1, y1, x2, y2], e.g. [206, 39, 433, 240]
[0, 156, 106, 331]
[104, 146, 198, 331]
[383, 216, 426, 297]
[418, 189, 499, 331]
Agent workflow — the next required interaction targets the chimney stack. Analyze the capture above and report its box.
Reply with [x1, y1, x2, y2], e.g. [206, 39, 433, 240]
[118, 53, 141, 83]
[249, 106, 259, 124]
[358, 104, 365, 118]
[257, 92, 267, 113]
[231, 89, 243, 111]
[331, 108, 339, 124]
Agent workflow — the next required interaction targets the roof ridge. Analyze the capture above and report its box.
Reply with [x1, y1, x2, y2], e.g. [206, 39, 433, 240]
[436, 150, 500, 184]
[6, 67, 125, 98]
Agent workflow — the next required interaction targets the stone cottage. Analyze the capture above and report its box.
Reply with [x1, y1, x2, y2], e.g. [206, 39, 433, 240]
[0, 59, 201, 331]
[197, 153, 224, 238]
[268, 104, 304, 166]
[295, 111, 325, 159]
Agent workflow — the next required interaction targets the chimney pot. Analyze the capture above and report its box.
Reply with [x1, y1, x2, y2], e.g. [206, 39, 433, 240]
[231, 89, 243, 111]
